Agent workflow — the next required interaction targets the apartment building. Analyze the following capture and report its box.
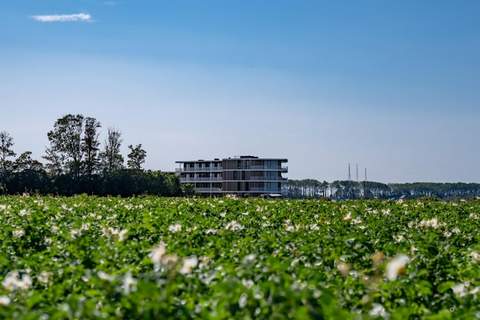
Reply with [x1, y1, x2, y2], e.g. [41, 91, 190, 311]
[175, 156, 288, 196]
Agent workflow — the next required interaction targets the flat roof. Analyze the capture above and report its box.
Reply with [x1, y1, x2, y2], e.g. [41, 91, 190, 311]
[175, 157, 287, 163]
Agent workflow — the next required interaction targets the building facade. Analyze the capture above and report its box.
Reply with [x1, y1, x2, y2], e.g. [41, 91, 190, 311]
[175, 156, 288, 196]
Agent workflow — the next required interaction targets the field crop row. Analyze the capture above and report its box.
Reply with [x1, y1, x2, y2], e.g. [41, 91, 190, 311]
[0, 196, 479, 319]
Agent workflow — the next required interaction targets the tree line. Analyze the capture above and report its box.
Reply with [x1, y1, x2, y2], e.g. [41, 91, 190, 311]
[0, 114, 180, 196]
[285, 179, 480, 200]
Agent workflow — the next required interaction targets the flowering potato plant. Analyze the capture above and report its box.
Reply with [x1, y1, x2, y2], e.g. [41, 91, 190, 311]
[0, 196, 479, 319]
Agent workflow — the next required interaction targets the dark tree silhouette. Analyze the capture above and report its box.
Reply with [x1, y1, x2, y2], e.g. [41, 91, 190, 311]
[127, 144, 147, 170]
[0, 131, 16, 174]
[45, 114, 84, 179]
[100, 128, 124, 173]
[1, 116, 182, 197]
[82, 117, 102, 176]
[14, 151, 43, 172]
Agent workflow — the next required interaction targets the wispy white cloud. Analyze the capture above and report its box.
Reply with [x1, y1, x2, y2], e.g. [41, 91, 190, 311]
[31, 13, 92, 23]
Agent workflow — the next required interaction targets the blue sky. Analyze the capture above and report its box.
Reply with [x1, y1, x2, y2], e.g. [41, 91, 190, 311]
[1, 0, 479, 182]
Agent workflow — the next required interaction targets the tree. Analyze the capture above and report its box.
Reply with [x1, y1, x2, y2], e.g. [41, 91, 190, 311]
[100, 128, 124, 172]
[43, 146, 65, 176]
[82, 117, 101, 176]
[44, 114, 84, 179]
[127, 144, 147, 170]
[0, 131, 16, 174]
[14, 151, 43, 172]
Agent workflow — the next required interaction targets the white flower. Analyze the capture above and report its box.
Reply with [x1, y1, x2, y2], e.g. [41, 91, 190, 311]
[205, 228, 217, 235]
[38, 271, 52, 285]
[180, 256, 198, 274]
[97, 271, 115, 282]
[149, 242, 167, 267]
[369, 303, 388, 318]
[386, 255, 409, 281]
[0, 205, 7, 211]
[284, 220, 295, 232]
[168, 223, 182, 233]
[18, 209, 30, 217]
[470, 251, 480, 263]
[393, 234, 405, 243]
[102, 227, 128, 241]
[70, 229, 81, 239]
[2, 271, 32, 291]
[242, 254, 256, 264]
[242, 279, 255, 289]
[225, 221, 243, 231]
[238, 293, 248, 308]
[121, 272, 137, 294]
[149, 242, 179, 271]
[418, 218, 442, 229]
[118, 229, 128, 241]
[352, 217, 363, 225]
[0, 296, 10, 306]
[13, 229, 25, 238]
[452, 283, 468, 297]
[343, 212, 352, 221]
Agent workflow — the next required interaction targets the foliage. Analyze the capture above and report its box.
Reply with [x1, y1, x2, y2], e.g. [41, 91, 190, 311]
[0, 197, 478, 319]
[0, 131, 16, 174]
[127, 144, 147, 170]
[81, 117, 102, 177]
[0, 115, 185, 197]
[44, 114, 85, 178]
[286, 180, 480, 200]
[100, 128, 124, 173]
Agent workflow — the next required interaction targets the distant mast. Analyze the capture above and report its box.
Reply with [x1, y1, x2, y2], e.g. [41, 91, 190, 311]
[348, 163, 351, 180]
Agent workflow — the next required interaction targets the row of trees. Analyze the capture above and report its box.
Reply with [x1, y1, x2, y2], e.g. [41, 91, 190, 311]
[285, 179, 480, 200]
[0, 114, 180, 196]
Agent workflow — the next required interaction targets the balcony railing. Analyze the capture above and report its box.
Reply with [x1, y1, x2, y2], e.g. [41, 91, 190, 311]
[224, 166, 288, 171]
[176, 167, 223, 172]
[181, 177, 287, 183]
[176, 166, 288, 172]
[223, 178, 288, 182]
[195, 188, 223, 193]
[180, 177, 223, 182]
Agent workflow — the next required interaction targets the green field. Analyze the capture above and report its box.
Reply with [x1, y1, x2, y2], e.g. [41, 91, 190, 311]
[0, 196, 479, 319]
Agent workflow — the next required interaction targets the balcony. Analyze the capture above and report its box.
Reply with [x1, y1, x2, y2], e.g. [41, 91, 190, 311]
[180, 177, 223, 183]
[223, 166, 288, 172]
[176, 167, 223, 173]
[222, 177, 288, 182]
[176, 166, 288, 173]
[195, 188, 223, 193]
